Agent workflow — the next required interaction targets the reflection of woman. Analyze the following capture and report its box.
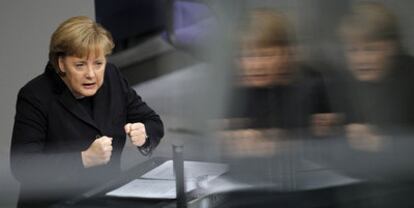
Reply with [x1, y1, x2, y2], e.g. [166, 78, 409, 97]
[339, 3, 414, 151]
[229, 9, 333, 132]
[10, 16, 164, 207]
[220, 9, 335, 160]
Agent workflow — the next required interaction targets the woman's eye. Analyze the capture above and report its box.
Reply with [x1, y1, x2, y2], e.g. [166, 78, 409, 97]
[75, 63, 84, 68]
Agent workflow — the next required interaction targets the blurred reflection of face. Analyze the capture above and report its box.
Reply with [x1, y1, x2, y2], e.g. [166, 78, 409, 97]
[238, 44, 295, 87]
[345, 40, 396, 82]
[59, 51, 106, 98]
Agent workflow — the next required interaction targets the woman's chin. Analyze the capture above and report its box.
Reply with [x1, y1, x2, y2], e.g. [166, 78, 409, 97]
[77, 88, 98, 97]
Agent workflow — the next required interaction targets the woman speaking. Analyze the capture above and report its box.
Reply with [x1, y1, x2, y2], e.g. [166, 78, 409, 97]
[10, 16, 164, 207]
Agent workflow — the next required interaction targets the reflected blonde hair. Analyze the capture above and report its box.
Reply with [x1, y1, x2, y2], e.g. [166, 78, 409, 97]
[339, 2, 399, 42]
[241, 8, 295, 48]
[49, 16, 114, 72]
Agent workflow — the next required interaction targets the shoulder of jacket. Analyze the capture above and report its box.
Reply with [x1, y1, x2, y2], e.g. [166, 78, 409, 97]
[18, 72, 54, 105]
[105, 62, 121, 75]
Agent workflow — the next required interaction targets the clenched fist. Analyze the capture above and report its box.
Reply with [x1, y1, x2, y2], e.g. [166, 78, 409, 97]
[124, 123, 147, 147]
[346, 123, 384, 152]
[81, 136, 113, 168]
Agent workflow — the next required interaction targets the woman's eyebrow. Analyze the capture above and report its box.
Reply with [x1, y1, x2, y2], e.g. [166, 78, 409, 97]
[74, 60, 87, 64]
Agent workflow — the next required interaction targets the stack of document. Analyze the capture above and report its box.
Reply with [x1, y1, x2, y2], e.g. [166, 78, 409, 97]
[106, 160, 228, 199]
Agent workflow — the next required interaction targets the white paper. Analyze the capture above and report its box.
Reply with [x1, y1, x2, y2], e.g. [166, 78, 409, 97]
[106, 160, 228, 199]
[200, 176, 254, 194]
[141, 160, 229, 182]
[106, 179, 196, 199]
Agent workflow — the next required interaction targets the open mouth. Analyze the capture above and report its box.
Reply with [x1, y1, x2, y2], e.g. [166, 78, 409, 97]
[82, 83, 96, 89]
[357, 68, 374, 73]
[243, 72, 292, 80]
[245, 74, 270, 78]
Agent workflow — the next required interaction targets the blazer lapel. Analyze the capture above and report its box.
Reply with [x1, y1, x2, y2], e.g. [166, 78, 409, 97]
[58, 89, 100, 131]
[93, 81, 111, 132]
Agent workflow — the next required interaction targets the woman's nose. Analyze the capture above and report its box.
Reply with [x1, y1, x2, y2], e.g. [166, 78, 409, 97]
[85, 65, 96, 79]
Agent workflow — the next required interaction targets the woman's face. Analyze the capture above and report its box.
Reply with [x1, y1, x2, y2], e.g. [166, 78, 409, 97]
[58, 52, 106, 97]
[238, 45, 295, 87]
[345, 40, 396, 82]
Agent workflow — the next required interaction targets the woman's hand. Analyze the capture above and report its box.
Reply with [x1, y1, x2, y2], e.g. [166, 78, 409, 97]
[218, 128, 284, 157]
[346, 123, 385, 152]
[81, 136, 113, 168]
[124, 123, 147, 147]
[311, 113, 342, 137]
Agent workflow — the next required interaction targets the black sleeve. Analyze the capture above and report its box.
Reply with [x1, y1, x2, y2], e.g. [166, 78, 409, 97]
[10, 88, 84, 184]
[314, 74, 332, 114]
[116, 67, 164, 155]
[306, 67, 332, 114]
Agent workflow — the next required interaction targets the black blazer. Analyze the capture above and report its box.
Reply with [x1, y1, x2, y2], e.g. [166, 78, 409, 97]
[10, 63, 164, 206]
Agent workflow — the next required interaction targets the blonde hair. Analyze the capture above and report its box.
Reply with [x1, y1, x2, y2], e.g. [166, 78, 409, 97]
[49, 16, 114, 71]
[339, 2, 399, 42]
[241, 9, 295, 48]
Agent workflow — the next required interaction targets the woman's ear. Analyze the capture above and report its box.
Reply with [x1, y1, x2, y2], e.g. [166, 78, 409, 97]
[58, 56, 66, 73]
